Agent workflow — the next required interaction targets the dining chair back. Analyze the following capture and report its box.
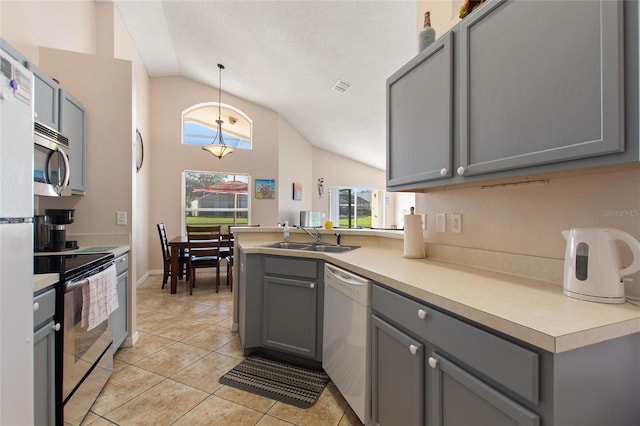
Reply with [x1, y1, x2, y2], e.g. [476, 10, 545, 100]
[220, 230, 234, 291]
[157, 223, 188, 289]
[186, 225, 223, 294]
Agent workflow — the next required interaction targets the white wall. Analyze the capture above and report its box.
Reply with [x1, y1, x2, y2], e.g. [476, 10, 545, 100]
[311, 146, 388, 224]
[278, 116, 313, 226]
[148, 76, 282, 270]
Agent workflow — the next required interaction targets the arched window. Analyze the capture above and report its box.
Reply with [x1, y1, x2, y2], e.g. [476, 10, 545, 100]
[182, 103, 252, 150]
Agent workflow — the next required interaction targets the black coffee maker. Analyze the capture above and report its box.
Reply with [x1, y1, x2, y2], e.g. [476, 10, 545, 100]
[34, 209, 78, 251]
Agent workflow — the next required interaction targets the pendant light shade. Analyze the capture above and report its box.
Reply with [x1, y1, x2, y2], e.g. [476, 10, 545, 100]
[203, 63, 234, 159]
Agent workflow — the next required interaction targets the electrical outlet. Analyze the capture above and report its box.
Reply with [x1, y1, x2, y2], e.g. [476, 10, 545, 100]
[116, 211, 127, 226]
[436, 214, 445, 233]
[451, 214, 462, 234]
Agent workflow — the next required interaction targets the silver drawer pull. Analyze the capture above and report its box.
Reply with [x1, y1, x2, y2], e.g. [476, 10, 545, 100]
[52, 323, 61, 332]
[310, 283, 315, 289]
[409, 344, 419, 355]
[418, 309, 428, 320]
[33, 302, 40, 312]
[428, 357, 438, 369]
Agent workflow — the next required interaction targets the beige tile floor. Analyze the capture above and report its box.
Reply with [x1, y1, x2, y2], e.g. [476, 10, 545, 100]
[82, 271, 363, 426]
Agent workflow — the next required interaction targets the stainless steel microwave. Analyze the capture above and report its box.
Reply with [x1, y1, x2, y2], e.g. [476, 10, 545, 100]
[34, 121, 71, 196]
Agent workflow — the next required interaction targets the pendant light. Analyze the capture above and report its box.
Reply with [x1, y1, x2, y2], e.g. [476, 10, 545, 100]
[202, 63, 234, 159]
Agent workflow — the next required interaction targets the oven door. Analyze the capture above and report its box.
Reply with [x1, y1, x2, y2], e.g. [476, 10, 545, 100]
[62, 280, 113, 425]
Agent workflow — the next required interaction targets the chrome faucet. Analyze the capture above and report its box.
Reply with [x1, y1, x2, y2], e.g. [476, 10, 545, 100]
[297, 226, 321, 244]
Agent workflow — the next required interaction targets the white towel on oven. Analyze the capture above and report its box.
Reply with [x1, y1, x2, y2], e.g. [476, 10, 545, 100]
[81, 264, 119, 331]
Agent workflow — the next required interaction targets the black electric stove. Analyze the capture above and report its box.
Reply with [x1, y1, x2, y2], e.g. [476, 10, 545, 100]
[34, 252, 115, 282]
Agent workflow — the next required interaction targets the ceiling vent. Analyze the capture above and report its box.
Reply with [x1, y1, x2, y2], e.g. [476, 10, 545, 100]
[332, 80, 352, 94]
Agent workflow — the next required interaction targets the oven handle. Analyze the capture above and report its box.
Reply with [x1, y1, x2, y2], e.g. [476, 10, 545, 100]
[65, 278, 90, 292]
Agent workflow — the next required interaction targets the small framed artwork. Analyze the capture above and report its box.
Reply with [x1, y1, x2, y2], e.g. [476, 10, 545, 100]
[292, 182, 302, 201]
[255, 179, 276, 199]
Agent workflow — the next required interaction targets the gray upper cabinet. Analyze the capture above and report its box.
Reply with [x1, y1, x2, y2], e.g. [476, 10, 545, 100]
[59, 89, 86, 195]
[458, 0, 623, 177]
[387, 0, 635, 191]
[26, 62, 60, 130]
[387, 32, 453, 187]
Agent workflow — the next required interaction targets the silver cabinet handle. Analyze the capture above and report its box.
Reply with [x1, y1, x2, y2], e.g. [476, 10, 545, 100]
[418, 309, 428, 320]
[310, 283, 315, 289]
[457, 166, 466, 176]
[409, 344, 418, 355]
[428, 357, 438, 369]
[33, 302, 40, 312]
[440, 168, 448, 176]
[52, 323, 61, 332]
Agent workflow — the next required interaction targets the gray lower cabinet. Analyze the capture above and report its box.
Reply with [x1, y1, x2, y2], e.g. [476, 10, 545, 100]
[428, 353, 538, 426]
[371, 315, 424, 425]
[112, 253, 129, 351]
[372, 283, 640, 426]
[59, 89, 86, 195]
[238, 250, 324, 361]
[263, 274, 318, 358]
[262, 256, 323, 360]
[387, 0, 636, 191]
[33, 288, 58, 426]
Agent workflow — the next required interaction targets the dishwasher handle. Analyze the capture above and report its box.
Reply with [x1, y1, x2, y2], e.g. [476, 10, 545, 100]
[325, 264, 369, 286]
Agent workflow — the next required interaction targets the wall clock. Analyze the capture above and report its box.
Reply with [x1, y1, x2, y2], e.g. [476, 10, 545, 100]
[135, 129, 144, 172]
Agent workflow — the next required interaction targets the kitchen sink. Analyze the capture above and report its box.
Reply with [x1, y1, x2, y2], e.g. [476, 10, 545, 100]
[263, 242, 313, 250]
[262, 242, 359, 253]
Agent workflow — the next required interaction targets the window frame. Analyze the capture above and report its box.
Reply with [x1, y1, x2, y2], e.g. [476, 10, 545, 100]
[181, 170, 251, 233]
[182, 102, 253, 150]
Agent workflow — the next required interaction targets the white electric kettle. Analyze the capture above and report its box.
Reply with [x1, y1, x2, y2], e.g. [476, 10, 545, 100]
[561, 228, 640, 303]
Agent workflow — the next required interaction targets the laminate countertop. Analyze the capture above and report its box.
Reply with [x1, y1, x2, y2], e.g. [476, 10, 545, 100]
[239, 236, 640, 354]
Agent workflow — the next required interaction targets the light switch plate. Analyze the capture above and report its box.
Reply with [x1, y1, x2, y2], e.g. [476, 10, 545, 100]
[116, 211, 127, 226]
[436, 214, 445, 233]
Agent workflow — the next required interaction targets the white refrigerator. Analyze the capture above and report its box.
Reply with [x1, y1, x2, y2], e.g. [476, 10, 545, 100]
[0, 48, 35, 425]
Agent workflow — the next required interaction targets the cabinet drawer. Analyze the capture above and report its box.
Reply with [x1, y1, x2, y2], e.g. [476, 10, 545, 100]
[264, 256, 317, 279]
[33, 288, 56, 329]
[373, 284, 539, 404]
[114, 253, 129, 276]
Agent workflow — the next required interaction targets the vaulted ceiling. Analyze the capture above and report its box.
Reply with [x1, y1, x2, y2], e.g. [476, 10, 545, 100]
[114, 1, 418, 170]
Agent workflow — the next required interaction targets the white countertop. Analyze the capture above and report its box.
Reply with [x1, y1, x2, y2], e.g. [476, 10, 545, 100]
[237, 232, 640, 354]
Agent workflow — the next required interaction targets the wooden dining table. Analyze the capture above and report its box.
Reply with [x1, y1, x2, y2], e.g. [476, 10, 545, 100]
[167, 235, 232, 294]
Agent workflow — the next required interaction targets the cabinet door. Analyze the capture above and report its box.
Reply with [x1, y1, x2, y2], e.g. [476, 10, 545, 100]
[371, 315, 424, 426]
[26, 62, 60, 130]
[458, 0, 623, 177]
[428, 353, 539, 426]
[387, 32, 453, 188]
[263, 275, 317, 358]
[59, 90, 86, 195]
[34, 321, 56, 426]
[112, 271, 128, 351]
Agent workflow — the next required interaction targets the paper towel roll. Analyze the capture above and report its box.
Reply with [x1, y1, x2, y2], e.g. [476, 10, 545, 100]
[403, 215, 425, 258]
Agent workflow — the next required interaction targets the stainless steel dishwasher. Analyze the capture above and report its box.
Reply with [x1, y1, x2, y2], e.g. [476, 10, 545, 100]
[322, 263, 371, 425]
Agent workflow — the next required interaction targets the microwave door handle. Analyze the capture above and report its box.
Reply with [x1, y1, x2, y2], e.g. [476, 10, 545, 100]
[55, 146, 70, 194]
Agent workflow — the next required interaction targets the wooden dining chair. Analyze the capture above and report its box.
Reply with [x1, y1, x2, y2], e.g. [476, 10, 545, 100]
[157, 223, 188, 289]
[186, 225, 223, 294]
[220, 230, 234, 291]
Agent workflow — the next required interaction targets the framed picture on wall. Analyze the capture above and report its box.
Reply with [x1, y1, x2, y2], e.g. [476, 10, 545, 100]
[292, 182, 302, 201]
[255, 179, 276, 199]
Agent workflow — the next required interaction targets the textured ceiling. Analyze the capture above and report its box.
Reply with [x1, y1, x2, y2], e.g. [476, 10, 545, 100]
[114, 0, 418, 170]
